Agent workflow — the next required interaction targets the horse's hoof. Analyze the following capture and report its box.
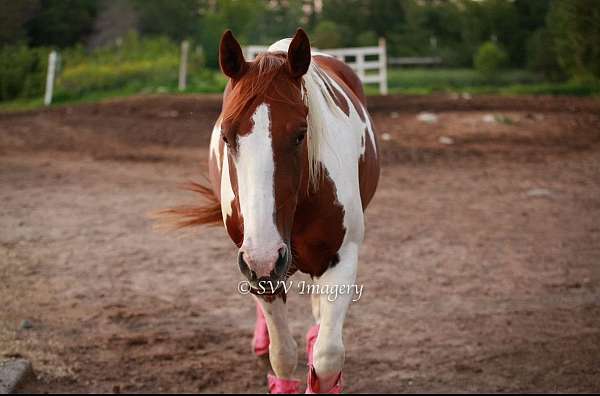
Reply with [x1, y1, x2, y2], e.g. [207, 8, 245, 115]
[253, 303, 270, 357]
[268, 373, 301, 394]
[305, 365, 343, 394]
[305, 324, 320, 366]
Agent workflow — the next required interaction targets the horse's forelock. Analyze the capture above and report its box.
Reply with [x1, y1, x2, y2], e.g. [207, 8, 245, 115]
[222, 52, 298, 125]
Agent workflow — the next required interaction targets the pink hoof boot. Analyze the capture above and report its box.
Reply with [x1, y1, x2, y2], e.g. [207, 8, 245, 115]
[305, 365, 343, 394]
[268, 374, 301, 394]
[252, 302, 269, 357]
[305, 324, 320, 366]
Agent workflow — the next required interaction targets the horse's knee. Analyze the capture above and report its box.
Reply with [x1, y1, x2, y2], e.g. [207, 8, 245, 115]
[313, 339, 345, 378]
[270, 337, 298, 378]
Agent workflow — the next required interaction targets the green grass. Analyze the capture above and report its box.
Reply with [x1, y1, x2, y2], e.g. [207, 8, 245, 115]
[0, 78, 228, 113]
[388, 68, 543, 90]
[362, 67, 600, 96]
[2, 67, 598, 113]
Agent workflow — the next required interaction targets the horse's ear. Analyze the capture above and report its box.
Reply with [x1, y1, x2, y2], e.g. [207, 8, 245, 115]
[287, 28, 311, 78]
[219, 30, 248, 80]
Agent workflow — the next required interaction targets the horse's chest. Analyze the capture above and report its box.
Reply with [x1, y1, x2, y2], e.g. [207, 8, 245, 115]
[290, 173, 346, 277]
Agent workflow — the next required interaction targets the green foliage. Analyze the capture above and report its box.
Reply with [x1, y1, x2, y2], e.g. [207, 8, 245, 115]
[55, 33, 178, 99]
[195, 0, 265, 69]
[526, 28, 564, 81]
[0, 0, 39, 45]
[380, 67, 597, 96]
[547, 0, 600, 82]
[133, 0, 200, 41]
[5, 0, 600, 107]
[25, 0, 99, 48]
[312, 20, 343, 48]
[356, 31, 378, 47]
[321, 0, 405, 44]
[392, 0, 463, 61]
[0, 44, 48, 100]
[387, 68, 542, 91]
[474, 41, 508, 80]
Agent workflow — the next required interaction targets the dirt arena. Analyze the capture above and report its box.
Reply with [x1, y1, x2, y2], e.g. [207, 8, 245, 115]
[1, 94, 599, 393]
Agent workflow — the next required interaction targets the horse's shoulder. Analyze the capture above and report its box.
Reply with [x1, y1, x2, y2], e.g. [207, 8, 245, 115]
[313, 55, 366, 106]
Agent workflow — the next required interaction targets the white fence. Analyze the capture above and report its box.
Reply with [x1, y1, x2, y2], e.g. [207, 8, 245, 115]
[40, 39, 387, 107]
[245, 38, 388, 95]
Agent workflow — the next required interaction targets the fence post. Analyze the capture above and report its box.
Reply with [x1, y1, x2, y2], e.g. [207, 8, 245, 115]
[378, 37, 388, 95]
[44, 50, 58, 106]
[178, 40, 189, 91]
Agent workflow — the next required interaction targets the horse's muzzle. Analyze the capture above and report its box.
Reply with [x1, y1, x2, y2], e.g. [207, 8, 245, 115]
[238, 245, 289, 288]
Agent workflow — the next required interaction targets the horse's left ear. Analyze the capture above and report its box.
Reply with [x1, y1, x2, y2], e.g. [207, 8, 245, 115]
[219, 30, 248, 80]
[287, 28, 311, 78]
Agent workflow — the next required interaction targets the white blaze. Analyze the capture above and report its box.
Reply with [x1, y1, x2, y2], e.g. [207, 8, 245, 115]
[235, 103, 282, 271]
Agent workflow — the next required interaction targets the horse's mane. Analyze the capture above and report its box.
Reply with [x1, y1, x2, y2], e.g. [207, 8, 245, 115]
[222, 46, 348, 190]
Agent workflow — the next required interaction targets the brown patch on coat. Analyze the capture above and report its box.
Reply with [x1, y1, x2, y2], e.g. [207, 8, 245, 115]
[359, 123, 380, 210]
[291, 168, 346, 277]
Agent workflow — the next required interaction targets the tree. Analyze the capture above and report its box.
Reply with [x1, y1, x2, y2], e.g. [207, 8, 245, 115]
[321, 0, 406, 49]
[356, 31, 378, 47]
[311, 20, 343, 48]
[547, 0, 600, 81]
[25, 0, 99, 48]
[0, 0, 39, 46]
[460, 0, 519, 66]
[133, 0, 201, 42]
[527, 28, 564, 81]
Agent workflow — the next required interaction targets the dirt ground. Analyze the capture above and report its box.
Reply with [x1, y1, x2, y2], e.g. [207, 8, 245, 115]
[1, 94, 599, 393]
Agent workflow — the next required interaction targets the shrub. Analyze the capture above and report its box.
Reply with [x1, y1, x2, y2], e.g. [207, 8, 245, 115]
[474, 41, 508, 80]
[55, 33, 181, 99]
[0, 44, 49, 101]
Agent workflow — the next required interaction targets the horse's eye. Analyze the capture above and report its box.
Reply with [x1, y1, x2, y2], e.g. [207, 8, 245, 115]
[295, 132, 306, 145]
[222, 135, 229, 145]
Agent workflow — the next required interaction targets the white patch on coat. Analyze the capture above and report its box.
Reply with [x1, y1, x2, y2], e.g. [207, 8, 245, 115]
[220, 148, 235, 221]
[209, 119, 222, 171]
[268, 38, 293, 53]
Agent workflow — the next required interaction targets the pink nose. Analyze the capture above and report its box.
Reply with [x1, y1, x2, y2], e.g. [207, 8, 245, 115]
[238, 244, 289, 280]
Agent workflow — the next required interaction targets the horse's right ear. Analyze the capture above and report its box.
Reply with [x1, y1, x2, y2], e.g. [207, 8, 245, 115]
[219, 30, 248, 80]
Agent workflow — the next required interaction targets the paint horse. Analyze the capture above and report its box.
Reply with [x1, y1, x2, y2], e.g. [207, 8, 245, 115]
[170, 29, 379, 393]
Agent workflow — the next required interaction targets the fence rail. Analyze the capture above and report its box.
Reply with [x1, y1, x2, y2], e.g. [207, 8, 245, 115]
[245, 38, 388, 95]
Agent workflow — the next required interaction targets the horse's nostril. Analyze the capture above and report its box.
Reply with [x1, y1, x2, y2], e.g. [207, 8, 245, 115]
[238, 251, 257, 281]
[272, 246, 288, 277]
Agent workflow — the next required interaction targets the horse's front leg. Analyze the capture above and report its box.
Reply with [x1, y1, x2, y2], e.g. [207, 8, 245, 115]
[308, 242, 359, 393]
[255, 295, 300, 393]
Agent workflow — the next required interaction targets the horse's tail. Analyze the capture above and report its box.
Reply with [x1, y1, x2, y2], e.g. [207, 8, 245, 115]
[152, 180, 222, 230]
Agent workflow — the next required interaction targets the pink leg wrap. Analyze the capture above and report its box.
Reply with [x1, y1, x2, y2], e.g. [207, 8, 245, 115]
[268, 374, 301, 394]
[252, 302, 270, 357]
[304, 324, 343, 394]
[306, 324, 320, 366]
[305, 365, 343, 394]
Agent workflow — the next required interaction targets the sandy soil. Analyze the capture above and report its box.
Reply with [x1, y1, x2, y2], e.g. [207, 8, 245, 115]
[1, 94, 599, 393]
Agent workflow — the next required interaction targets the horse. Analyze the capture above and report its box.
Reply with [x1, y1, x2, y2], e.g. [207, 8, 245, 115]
[165, 28, 379, 393]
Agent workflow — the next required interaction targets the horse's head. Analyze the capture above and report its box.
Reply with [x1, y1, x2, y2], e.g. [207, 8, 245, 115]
[218, 29, 312, 290]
